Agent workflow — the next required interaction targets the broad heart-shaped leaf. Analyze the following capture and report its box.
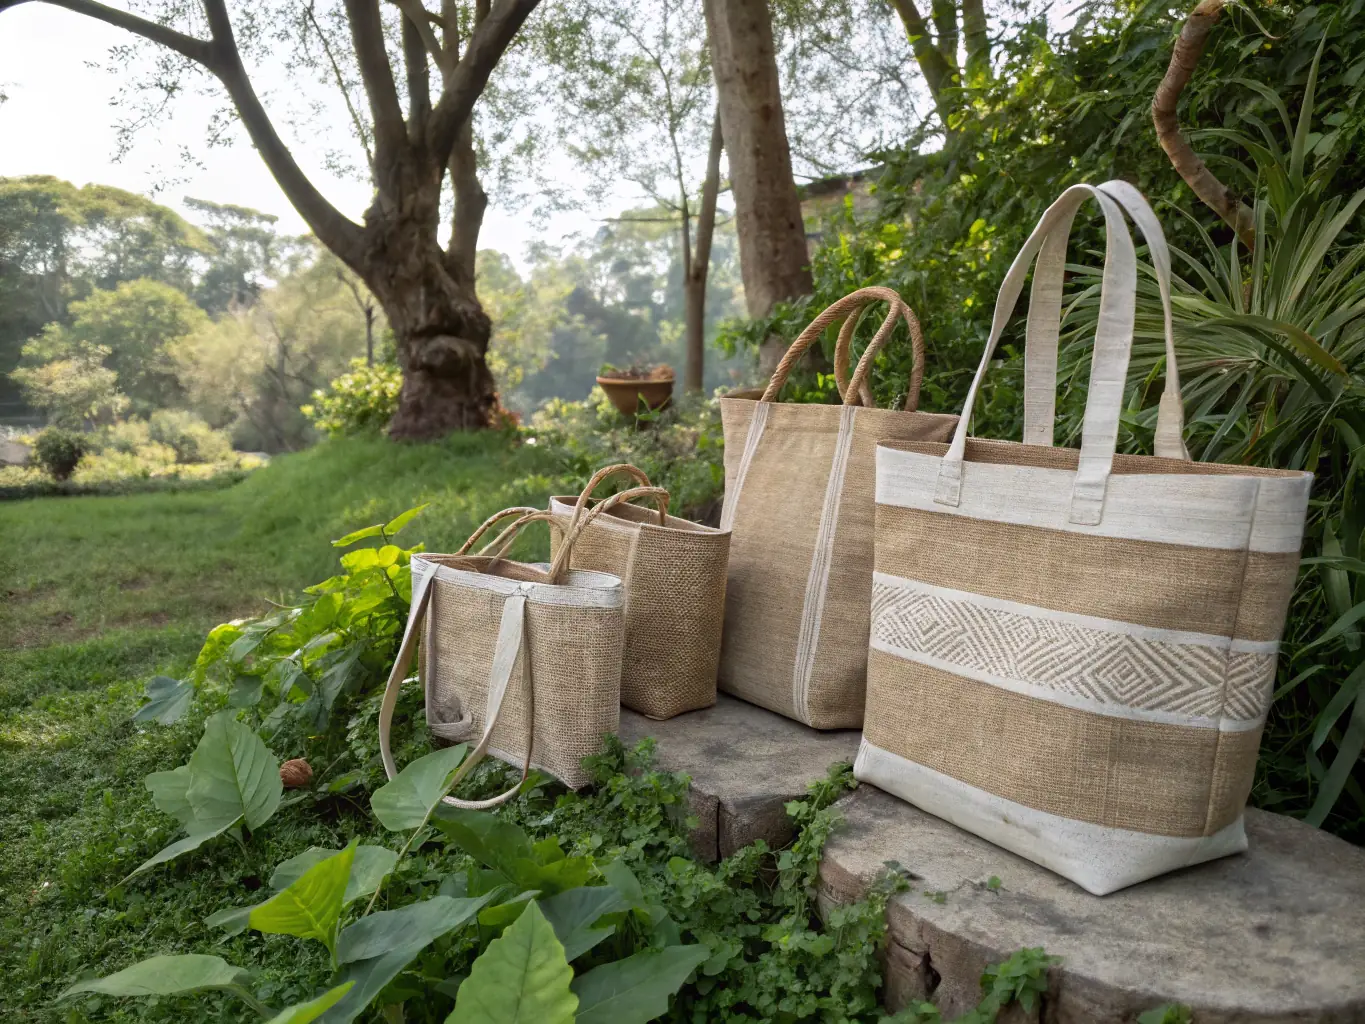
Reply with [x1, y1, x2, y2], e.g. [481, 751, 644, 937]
[249, 842, 356, 954]
[272, 845, 400, 904]
[133, 675, 193, 725]
[145, 765, 198, 830]
[187, 712, 282, 832]
[59, 954, 249, 1000]
[336, 893, 495, 964]
[448, 902, 576, 1024]
[539, 885, 630, 962]
[371, 744, 469, 831]
[570, 945, 711, 1024]
[265, 982, 355, 1024]
[123, 818, 239, 882]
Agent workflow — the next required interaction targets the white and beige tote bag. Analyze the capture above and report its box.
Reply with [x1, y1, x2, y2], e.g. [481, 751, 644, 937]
[718, 288, 958, 729]
[857, 181, 1312, 894]
[379, 508, 625, 802]
[549, 464, 730, 721]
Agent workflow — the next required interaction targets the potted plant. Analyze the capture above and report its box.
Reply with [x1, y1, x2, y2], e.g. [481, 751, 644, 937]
[596, 362, 675, 417]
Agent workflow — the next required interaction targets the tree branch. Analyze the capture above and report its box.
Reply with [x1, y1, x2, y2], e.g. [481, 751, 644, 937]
[200, 0, 364, 263]
[887, 0, 953, 106]
[343, 0, 407, 160]
[1153, 0, 1255, 247]
[962, 0, 989, 81]
[0, 0, 212, 66]
[427, 0, 541, 166]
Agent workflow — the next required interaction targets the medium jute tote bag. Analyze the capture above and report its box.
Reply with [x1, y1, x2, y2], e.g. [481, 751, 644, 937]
[548, 464, 730, 720]
[378, 508, 625, 803]
[718, 287, 958, 728]
[857, 180, 1313, 894]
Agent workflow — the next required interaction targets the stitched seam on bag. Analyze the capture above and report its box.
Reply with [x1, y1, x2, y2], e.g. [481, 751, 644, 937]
[720, 401, 769, 533]
[792, 403, 858, 723]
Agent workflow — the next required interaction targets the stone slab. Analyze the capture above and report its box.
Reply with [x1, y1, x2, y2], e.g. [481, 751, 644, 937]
[819, 785, 1365, 1023]
[620, 693, 860, 861]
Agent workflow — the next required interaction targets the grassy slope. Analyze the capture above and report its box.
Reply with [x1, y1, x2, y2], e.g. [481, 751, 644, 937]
[0, 432, 571, 1021]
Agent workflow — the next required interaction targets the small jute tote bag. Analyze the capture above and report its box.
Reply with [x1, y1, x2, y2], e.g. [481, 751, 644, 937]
[548, 464, 730, 720]
[378, 507, 626, 803]
[718, 287, 958, 728]
[857, 180, 1313, 894]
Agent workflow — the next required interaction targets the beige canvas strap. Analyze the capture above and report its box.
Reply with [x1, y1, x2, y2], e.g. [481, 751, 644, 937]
[1022, 180, 1188, 460]
[936, 184, 1139, 526]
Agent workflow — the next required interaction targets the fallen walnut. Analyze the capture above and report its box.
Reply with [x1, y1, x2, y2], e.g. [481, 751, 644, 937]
[280, 758, 313, 788]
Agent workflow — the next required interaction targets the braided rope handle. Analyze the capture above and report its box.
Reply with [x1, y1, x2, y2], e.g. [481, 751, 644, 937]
[760, 286, 926, 411]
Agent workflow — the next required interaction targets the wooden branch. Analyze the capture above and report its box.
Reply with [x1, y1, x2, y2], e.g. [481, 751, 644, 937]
[427, 0, 541, 165]
[962, 0, 989, 80]
[343, 0, 407, 159]
[887, 0, 953, 106]
[201, 0, 364, 262]
[1153, 0, 1255, 247]
[0, 0, 212, 66]
[304, 0, 376, 176]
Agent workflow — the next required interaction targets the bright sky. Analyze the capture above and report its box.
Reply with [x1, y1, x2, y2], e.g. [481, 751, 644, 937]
[0, 3, 604, 262]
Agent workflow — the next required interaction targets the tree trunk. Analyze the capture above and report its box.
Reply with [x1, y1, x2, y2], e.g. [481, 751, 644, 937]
[702, 0, 812, 321]
[684, 107, 724, 394]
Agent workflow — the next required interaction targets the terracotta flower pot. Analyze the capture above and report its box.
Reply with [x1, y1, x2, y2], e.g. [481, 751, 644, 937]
[596, 370, 675, 417]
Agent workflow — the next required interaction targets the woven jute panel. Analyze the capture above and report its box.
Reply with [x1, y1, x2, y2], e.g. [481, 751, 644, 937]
[549, 500, 729, 720]
[863, 650, 1261, 837]
[718, 396, 956, 728]
[421, 571, 622, 789]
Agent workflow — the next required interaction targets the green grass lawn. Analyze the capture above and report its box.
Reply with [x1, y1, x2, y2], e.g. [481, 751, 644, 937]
[0, 432, 574, 1021]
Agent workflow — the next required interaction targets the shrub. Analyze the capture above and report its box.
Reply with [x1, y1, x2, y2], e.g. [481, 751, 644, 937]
[302, 358, 403, 436]
[147, 409, 234, 464]
[32, 428, 90, 481]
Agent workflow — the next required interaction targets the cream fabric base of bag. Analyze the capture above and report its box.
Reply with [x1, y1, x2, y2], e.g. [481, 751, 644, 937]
[548, 464, 729, 720]
[379, 509, 624, 802]
[719, 287, 957, 728]
[857, 181, 1312, 894]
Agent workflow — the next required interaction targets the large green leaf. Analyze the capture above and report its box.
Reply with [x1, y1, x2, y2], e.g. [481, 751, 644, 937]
[448, 902, 577, 1024]
[266, 983, 356, 1024]
[336, 893, 494, 964]
[123, 819, 239, 882]
[58, 954, 249, 1001]
[145, 765, 198, 830]
[539, 885, 629, 961]
[187, 712, 282, 832]
[570, 945, 711, 1024]
[249, 842, 356, 954]
[371, 744, 469, 831]
[271, 845, 400, 904]
[133, 675, 193, 725]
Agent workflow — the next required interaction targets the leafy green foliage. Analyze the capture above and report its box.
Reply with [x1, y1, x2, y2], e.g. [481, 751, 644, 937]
[449, 902, 579, 1024]
[303, 358, 404, 437]
[31, 426, 89, 480]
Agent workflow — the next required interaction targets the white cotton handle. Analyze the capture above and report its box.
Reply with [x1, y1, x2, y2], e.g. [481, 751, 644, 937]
[935, 184, 1138, 526]
[377, 561, 533, 812]
[1021, 180, 1189, 460]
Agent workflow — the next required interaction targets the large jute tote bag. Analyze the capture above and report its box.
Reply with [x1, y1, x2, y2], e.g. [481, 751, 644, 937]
[718, 287, 958, 728]
[857, 180, 1313, 894]
[548, 464, 730, 720]
[378, 508, 625, 803]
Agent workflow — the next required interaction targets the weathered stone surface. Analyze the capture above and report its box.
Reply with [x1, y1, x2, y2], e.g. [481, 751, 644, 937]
[620, 693, 860, 861]
[819, 785, 1365, 1023]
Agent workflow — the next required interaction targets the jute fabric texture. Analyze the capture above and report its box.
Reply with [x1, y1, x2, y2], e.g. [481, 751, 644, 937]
[378, 509, 624, 800]
[548, 464, 730, 720]
[718, 288, 957, 728]
[858, 181, 1313, 894]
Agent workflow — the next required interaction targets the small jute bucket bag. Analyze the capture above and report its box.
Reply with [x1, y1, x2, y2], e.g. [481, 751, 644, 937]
[378, 507, 627, 803]
[857, 181, 1313, 893]
[548, 464, 730, 720]
[718, 287, 958, 728]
